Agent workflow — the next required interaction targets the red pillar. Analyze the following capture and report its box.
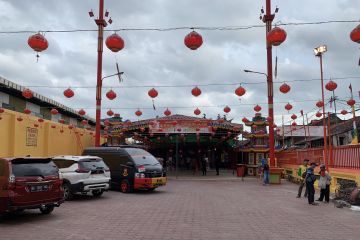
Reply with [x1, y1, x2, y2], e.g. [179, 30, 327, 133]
[264, 0, 275, 166]
[319, 54, 328, 167]
[95, 0, 106, 147]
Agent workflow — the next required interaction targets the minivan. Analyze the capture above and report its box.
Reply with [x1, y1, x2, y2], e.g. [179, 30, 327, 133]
[0, 157, 64, 218]
[52, 155, 111, 200]
[83, 147, 166, 193]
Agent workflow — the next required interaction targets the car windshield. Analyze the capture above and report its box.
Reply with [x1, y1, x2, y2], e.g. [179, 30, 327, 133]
[79, 158, 109, 171]
[124, 149, 160, 166]
[11, 159, 58, 177]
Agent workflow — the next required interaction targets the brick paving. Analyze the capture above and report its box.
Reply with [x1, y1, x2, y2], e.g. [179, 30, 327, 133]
[1, 177, 359, 240]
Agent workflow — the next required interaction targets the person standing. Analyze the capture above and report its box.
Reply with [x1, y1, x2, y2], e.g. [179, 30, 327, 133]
[317, 164, 331, 203]
[306, 162, 318, 205]
[215, 157, 220, 175]
[262, 158, 270, 185]
[201, 157, 207, 176]
[296, 159, 309, 198]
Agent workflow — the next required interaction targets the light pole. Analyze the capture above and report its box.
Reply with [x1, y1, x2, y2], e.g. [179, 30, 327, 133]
[314, 45, 328, 166]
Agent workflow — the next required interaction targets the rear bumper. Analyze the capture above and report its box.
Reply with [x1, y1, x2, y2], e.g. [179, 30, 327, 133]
[71, 181, 110, 193]
[1, 197, 64, 213]
[134, 177, 167, 190]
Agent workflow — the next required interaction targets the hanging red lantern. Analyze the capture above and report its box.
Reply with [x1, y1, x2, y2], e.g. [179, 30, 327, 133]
[316, 100, 324, 108]
[148, 88, 158, 98]
[60, 129, 64, 133]
[316, 112, 322, 118]
[184, 30, 203, 50]
[24, 108, 31, 114]
[194, 108, 201, 115]
[106, 89, 117, 100]
[291, 122, 297, 126]
[28, 33, 48, 59]
[285, 103, 293, 111]
[235, 86, 246, 97]
[135, 109, 142, 117]
[191, 86, 202, 97]
[34, 123, 39, 128]
[17, 116, 23, 122]
[242, 117, 249, 123]
[105, 33, 125, 52]
[63, 88, 74, 98]
[350, 24, 360, 43]
[51, 125, 56, 129]
[267, 27, 287, 46]
[59, 119, 65, 124]
[171, 121, 177, 126]
[347, 99, 356, 106]
[164, 108, 171, 116]
[78, 109, 86, 116]
[68, 125, 74, 130]
[0, 108, 4, 113]
[254, 105, 261, 112]
[279, 83, 291, 94]
[38, 118, 44, 123]
[81, 120, 88, 125]
[104, 120, 110, 126]
[341, 110, 348, 115]
[50, 108, 58, 115]
[325, 80, 337, 91]
[291, 114, 297, 120]
[107, 109, 114, 117]
[22, 88, 33, 99]
[223, 106, 231, 113]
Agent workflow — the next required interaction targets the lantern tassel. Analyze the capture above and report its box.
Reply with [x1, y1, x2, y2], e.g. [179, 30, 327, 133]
[274, 55, 278, 78]
[36, 54, 39, 63]
[152, 99, 156, 110]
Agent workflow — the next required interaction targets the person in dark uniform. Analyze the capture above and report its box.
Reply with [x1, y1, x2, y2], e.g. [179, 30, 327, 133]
[201, 157, 207, 176]
[215, 157, 220, 175]
[306, 162, 318, 205]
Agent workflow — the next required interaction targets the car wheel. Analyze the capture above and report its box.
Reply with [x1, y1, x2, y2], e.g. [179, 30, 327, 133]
[62, 183, 74, 201]
[92, 190, 104, 197]
[120, 180, 131, 193]
[39, 205, 54, 214]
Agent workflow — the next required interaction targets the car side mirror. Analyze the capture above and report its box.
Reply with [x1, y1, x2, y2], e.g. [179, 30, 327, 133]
[126, 162, 134, 167]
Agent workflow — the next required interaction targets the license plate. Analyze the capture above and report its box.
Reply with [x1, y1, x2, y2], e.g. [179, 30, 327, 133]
[30, 185, 49, 192]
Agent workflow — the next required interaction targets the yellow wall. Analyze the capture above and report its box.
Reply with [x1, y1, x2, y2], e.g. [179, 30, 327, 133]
[0, 109, 103, 158]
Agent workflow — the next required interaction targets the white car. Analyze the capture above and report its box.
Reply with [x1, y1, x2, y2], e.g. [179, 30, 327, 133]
[52, 156, 111, 200]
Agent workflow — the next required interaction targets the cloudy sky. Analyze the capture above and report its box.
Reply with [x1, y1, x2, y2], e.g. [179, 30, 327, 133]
[0, 0, 359, 128]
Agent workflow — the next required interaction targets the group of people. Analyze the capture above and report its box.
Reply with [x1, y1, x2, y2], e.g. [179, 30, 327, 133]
[297, 159, 332, 205]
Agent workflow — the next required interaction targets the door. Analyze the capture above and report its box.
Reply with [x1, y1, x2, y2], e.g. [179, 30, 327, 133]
[0, 159, 9, 213]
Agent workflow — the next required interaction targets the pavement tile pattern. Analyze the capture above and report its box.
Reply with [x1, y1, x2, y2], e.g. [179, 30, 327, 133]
[1, 178, 359, 240]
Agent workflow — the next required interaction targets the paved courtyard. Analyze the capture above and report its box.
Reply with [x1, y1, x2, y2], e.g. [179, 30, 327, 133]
[1, 177, 359, 240]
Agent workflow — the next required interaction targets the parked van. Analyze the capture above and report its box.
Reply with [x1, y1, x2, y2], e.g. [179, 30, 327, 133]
[0, 157, 64, 218]
[52, 156, 111, 200]
[83, 147, 166, 193]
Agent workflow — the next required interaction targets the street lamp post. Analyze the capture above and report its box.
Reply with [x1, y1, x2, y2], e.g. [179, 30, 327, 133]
[314, 45, 328, 167]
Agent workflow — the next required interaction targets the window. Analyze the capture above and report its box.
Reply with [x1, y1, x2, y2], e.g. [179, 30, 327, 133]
[11, 159, 58, 177]
[52, 159, 75, 169]
[79, 158, 109, 171]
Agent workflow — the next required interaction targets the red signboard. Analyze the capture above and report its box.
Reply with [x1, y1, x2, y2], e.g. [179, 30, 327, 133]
[149, 119, 212, 134]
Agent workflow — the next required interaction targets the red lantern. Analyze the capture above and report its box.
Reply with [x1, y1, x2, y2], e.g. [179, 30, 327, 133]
[347, 99, 356, 106]
[78, 109, 86, 116]
[24, 108, 31, 114]
[171, 121, 177, 126]
[164, 108, 171, 116]
[325, 80, 337, 91]
[291, 122, 297, 126]
[107, 109, 114, 117]
[223, 106, 231, 113]
[341, 110, 348, 115]
[191, 86, 202, 97]
[59, 119, 65, 124]
[81, 120, 88, 125]
[17, 116, 23, 122]
[105, 33, 125, 52]
[50, 108, 58, 115]
[194, 108, 201, 115]
[28, 33, 48, 52]
[235, 86, 246, 97]
[242, 117, 249, 123]
[267, 27, 287, 46]
[285, 103, 293, 111]
[350, 24, 360, 43]
[316, 112, 322, 118]
[106, 90, 117, 100]
[34, 123, 39, 128]
[38, 118, 44, 123]
[291, 114, 297, 120]
[68, 125, 74, 130]
[254, 105, 261, 112]
[51, 125, 56, 129]
[60, 129, 64, 133]
[63, 88, 74, 98]
[316, 100, 324, 108]
[22, 88, 33, 99]
[0, 108, 4, 113]
[279, 83, 291, 94]
[135, 109, 142, 117]
[184, 30, 203, 50]
[148, 88, 158, 98]
[104, 120, 110, 126]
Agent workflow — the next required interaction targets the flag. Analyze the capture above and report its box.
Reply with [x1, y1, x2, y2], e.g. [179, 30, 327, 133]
[349, 84, 352, 91]
[300, 110, 303, 116]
